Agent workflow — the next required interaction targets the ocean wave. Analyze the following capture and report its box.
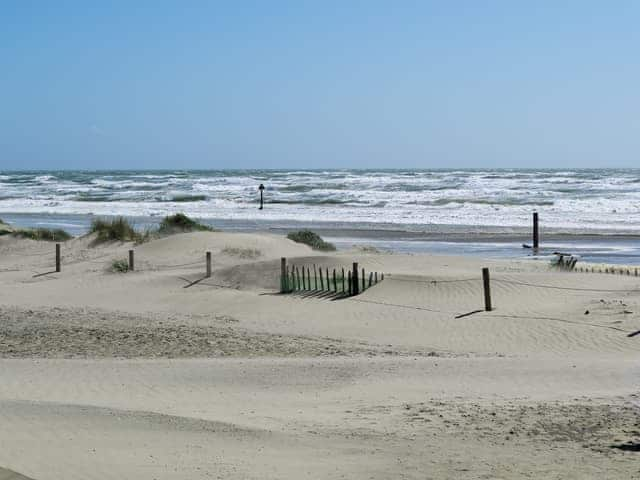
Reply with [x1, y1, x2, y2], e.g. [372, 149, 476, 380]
[160, 195, 208, 202]
[1, 169, 640, 231]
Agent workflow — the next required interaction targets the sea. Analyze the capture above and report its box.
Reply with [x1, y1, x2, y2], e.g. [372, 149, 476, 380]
[2, 169, 640, 264]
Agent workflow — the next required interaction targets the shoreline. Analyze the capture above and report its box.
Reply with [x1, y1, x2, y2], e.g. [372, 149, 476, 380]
[3, 212, 640, 264]
[5, 211, 640, 237]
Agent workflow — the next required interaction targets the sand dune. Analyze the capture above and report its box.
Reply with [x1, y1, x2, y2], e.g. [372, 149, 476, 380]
[1, 231, 639, 478]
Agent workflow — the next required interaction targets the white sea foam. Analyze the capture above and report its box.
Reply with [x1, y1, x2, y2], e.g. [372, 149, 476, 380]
[1, 169, 640, 232]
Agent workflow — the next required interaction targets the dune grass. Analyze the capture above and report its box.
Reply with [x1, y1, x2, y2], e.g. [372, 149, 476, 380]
[88, 213, 215, 245]
[0, 227, 73, 242]
[287, 230, 336, 251]
[0, 219, 72, 242]
[110, 258, 130, 273]
[221, 246, 262, 259]
[158, 213, 214, 234]
[89, 217, 143, 243]
[13, 228, 73, 242]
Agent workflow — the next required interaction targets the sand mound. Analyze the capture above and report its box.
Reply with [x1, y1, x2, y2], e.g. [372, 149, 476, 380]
[0, 467, 34, 480]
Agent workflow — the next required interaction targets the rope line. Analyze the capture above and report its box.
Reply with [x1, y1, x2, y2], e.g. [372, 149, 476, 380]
[382, 274, 640, 294]
[152, 260, 203, 269]
[492, 278, 640, 293]
[386, 276, 479, 284]
[490, 313, 629, 333]
[348, 297, 461, 315]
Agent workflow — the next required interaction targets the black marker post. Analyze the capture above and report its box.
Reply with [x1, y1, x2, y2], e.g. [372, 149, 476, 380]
[259, 183, 265, 210]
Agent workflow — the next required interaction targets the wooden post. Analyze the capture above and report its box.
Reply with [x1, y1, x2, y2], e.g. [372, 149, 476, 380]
[342, 268, 346, 293]
[482, 267, 492, 312]
[313, 265, 318, 290]
[347, 271, 351, 295]
[333, 269, 337, 292]
[319, 267, 324, 290]
[369, 272, 373, 287]
[381, 273, 384, 281]
[55, 243, 61, 273]
[206, 251, 212, 278]
[352, 262, 359, 296]
[375, 272, 378, 283]
[296, 267, 301, 290]
[307, 267, 311, 290]
[280, 258, 287, 293]
[533, 212, 539, 250]
[129, 249, 135, 271]
[362, 268, 365, 291]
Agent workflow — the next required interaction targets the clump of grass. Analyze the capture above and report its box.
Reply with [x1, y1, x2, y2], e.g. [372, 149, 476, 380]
[89, 217, 140, 242]
[13, 228, 72, 242]
[158, 213, 214, 234]
[110, 258, 130, 273]
[221, 246, 262, 259]
[287, 230, 336, 251]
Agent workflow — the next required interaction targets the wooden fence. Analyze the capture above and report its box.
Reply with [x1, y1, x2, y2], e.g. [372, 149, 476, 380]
[280, 258, 383, 297]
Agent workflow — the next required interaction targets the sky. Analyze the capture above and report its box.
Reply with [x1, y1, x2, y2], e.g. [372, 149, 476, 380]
[1, 1, 639, 170]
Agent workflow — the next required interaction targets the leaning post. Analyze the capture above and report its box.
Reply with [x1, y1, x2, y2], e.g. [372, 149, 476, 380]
[55, 243, 61, 273]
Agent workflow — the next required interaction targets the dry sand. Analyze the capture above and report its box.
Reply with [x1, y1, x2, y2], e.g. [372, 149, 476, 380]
[1, 231, 639, 479]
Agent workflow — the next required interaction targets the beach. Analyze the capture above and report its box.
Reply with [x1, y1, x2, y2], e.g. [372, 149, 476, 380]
[1, 229, 639, 479]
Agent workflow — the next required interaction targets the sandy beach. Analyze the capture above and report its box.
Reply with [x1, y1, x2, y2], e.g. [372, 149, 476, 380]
[0, 230, 639, 479]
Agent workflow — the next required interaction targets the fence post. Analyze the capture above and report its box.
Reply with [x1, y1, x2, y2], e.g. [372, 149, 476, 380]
[362, 268, 365, 291]
[533, 212, 539, 250]
[55, 243, 61, 273]
[128, 249, 135, 271]
[482, 267, 492, 312]
[280, 258, 287, 293]
[206, 251, 212, 278]
[333, 269, 337, 292]
[352, 262, 359, 296]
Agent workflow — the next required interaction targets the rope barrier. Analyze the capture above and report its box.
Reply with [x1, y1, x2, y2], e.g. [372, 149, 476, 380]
[348, 297, 461, 315]
[386, 276, 479, 284]
[492, 278, 640, 293]
[490, 313, 629, 333]
[151, 260, 204, 270]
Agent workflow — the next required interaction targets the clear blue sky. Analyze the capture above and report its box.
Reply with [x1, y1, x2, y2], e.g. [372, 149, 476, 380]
[1, 1, 639, 170]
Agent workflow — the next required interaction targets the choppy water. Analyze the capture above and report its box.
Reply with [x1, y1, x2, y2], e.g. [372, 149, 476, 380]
[2, 169, 640, 232]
